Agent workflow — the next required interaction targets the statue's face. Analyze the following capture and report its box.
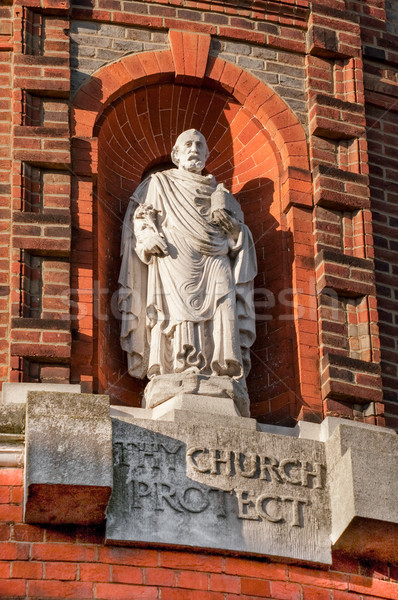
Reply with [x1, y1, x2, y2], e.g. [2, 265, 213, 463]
[175, 133, 208, 173]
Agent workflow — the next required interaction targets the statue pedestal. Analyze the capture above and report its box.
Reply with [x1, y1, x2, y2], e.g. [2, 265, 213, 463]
[143, 372, 250, 418]
[151, 394, 257, 429]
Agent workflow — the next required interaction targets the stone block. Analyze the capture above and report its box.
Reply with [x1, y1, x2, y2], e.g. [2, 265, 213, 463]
[106, 412, 332, 564]
[24, 392, 112, 525]
[326, 420, 398, 562]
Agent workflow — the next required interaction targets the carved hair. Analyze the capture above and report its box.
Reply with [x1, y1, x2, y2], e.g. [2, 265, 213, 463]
[171, 129, 209, 167]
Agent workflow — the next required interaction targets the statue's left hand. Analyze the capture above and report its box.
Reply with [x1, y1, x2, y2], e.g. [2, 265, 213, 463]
[212, 208, 240, 242]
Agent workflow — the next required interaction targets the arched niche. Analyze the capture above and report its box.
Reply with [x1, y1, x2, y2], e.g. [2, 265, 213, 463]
[71, 50, 317, 425]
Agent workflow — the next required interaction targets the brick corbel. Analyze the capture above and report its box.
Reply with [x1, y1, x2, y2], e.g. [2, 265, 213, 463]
[313, 165, 370, 211]
[309, 94, 366, 140]
[169, 30, 211, 85]
[306, 7, 361, 59]
[321, 353, 382, 405]
[13, 55, 70, 97]
[315, 250, 376, 298]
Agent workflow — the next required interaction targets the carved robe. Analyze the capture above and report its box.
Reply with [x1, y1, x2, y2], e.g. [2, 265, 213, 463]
[118, 168, 257, 382]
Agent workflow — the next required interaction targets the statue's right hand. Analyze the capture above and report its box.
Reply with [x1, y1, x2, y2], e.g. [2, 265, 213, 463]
[142, 232, 168, 257]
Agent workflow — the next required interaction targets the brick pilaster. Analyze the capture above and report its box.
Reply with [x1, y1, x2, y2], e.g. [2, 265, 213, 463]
[10, 0, 72, 384]
[307, 2, 383, 424]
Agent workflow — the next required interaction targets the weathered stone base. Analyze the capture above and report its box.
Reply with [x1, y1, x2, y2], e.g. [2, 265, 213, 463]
[326, 418, 398, 561]
[3, 385, 395, 566]
[144, 372, 250, 417]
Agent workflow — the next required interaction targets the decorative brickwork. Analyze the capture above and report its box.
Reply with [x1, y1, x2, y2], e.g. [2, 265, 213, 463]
[8, 0, 72, 386]
[305, 3, 384, 425]
[209, 39, 307, 126]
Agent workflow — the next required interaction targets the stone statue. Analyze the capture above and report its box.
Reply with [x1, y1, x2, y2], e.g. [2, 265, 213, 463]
[118, 130, 257, 416]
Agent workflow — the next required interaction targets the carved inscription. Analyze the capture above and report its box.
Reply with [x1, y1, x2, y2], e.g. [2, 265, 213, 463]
[187, 447, 324, 488]
[186, 447, 325, 529]
[114, 441, 229, 518]
[113, 441, 326, 531]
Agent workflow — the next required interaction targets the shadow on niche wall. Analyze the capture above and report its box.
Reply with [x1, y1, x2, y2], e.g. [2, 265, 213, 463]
[236, 179, 298, 426]
[71, 81, 299, 425]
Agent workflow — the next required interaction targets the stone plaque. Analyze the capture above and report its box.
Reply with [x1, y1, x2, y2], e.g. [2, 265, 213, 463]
[106, 417, 332, 564]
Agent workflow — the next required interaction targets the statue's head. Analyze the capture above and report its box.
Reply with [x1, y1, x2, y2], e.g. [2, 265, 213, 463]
[171, 129, 209, 174]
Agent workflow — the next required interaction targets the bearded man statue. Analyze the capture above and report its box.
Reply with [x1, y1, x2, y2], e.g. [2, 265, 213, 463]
[118, 129, 257, 416]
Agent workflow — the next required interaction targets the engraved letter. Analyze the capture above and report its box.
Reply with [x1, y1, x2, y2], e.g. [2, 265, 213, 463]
[279, 459, 301, 485]
[187, 447, 210, 473]
[259, 456, 283, 483]
[133, 442, 160, 472]
[154, 482, 183, 512]
[160, 442, 183, 472]
[238, 453, 258, 478]
[255, 495, 284, 523]
[113, 442, 128, 467]
[283, 497, 308, 527]
[209, 448, 232, 475]
[235, 489, 259, 520]
[131, 480, 152, 509]
[179, 487, 210, 513]
[300, 462, 324, 489]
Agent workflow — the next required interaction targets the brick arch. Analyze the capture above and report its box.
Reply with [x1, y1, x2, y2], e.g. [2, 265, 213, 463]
[71, 50, 319, 425]
[71, 50, 309, 174]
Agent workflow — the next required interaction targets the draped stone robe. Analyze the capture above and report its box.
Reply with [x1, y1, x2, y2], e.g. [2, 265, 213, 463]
[118, 169, 257, 384]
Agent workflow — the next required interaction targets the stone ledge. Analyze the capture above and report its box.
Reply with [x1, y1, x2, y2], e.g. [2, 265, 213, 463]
[2, 382, 80, 405]
[0, 386, 394, 565]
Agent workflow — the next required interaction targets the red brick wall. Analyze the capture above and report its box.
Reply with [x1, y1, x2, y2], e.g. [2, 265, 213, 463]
[367, 102, 398, 431]
[361, 0, 398, 430]
[2, 467, 398, 599]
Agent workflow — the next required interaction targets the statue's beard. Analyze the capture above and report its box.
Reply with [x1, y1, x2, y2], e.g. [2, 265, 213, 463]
[182, 158, 205, 173]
